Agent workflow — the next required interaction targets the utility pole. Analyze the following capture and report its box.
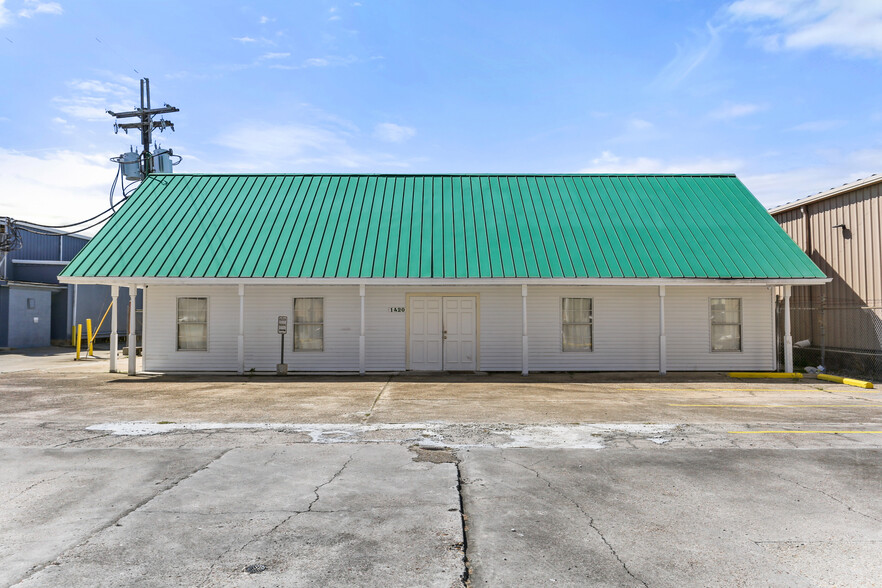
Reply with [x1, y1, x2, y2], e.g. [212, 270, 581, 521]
[107, 78, 179, 176]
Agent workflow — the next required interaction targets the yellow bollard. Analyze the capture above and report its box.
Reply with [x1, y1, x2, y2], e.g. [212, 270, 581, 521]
[71, 325, 76, 346]
[86, 319, 93, 357]
[75, 324, 82, 360]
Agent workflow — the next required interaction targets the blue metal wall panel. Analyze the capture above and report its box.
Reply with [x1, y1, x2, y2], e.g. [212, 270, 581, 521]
[62, 236, 89, 261]
[14, 231, 60, 262]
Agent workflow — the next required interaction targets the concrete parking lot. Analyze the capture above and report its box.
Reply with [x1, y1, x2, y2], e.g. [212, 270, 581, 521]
[1, 348, 881, 587]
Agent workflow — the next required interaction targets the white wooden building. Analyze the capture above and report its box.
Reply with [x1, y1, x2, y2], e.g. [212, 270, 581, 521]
[60, 174, 828, 375]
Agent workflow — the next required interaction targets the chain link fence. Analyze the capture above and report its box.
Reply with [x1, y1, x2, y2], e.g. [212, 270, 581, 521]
[777, 299, 882, 381]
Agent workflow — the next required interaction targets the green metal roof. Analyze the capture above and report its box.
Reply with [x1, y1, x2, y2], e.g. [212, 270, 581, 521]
[60, 173, 826, 280]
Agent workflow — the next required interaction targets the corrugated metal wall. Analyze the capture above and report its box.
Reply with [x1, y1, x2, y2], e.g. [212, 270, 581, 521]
[773, 180, 882, 352]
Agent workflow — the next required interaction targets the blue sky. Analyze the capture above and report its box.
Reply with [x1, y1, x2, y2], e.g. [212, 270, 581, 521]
[1, 0, 881, 229]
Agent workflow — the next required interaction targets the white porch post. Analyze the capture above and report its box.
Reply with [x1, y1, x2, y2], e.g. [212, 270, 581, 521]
[127, 285, 137, 375]
[109, 285, 119, 373]
[237, 284, 245, 375]
[521, 285, 529, 376]
[659, 285, 667, 376]
[784, 285, 793, 373]
[359, 284, 366, 375]
[72, 284, 78, 338]
[141, 286, 148, 371]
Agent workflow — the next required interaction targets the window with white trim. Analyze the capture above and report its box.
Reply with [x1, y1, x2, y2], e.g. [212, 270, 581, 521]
[293, 297, 323, 351]
[710, 298, 741, 352]
[562, 297, 593, 352]
[177, 297, 208, 351]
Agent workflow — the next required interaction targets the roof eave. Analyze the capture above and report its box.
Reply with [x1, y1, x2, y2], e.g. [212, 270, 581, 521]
[60, 276, 831, 287]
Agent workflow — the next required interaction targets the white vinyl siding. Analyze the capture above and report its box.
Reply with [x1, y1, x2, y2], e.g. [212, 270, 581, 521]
[143, 284, 774, 373]
[667, 287, 773, 371]
[145, 285, 238, 371]
[244, 286, 358, 372]
[528, 286, 658, 371]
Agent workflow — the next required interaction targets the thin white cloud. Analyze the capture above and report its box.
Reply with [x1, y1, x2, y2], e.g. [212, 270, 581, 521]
[709, 102, 766, 119]
[329, 15, 341, 21]
[627, 118, 653, 131]
[233, 36, 256, 43]
[212, 121, 414, 171]
[0, 148, 116, 233]
[789, 119, 846, 131]
[17, 0, 62, 18]
[728, 0, 882, 58]
[653, 23, 722, 89]
[52, 78, 136, 121]
[259, 15, 274, 24]
[580, 150, 743, 174]
[0, 1, 10, 27]
[374, 123, 416, 143]
[269, 55, 359, 70]
[259, 52, 290, 60]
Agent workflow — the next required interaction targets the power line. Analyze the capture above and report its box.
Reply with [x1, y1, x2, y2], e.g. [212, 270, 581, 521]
[17, 211, 116, 237]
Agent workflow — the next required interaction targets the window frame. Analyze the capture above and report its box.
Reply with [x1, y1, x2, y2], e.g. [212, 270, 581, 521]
[292, 297, 324, 352]
[560, 297, 594, 353]
[709, 297, 742, 353]
[176, 296, 209, 352]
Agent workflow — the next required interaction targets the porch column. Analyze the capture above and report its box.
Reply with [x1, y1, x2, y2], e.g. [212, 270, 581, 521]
[659, 285, 667, 376]
[141, 286, 148, 371]
[359, 284, 366, 375]
[237, 284, 245, 375]
[784, 285, 793, 373]
[127, 284, 137, 375]
[522, 285, 529, 376]
[109, 285, 118, 373]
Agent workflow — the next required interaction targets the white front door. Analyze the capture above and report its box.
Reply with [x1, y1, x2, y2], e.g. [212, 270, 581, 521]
[409, 296, 477, 371]
[409, 296, 443, 370]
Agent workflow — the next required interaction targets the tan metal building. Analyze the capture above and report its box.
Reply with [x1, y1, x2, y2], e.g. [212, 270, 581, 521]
[770, 174, 882, 376]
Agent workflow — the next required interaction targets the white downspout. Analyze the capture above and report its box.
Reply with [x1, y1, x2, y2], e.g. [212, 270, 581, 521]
[522, 285, 528, 376]
[784, 285, 793, 373]
[659, 285, 667, 376]
[128, 285, 137, 375]
[238, 284, 245, 375]
[359, 284, 366, 375]
[110, 285, 118, 373]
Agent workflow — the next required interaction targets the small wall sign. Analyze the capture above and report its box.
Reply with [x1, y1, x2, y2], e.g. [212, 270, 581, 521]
[277, 315, 288, 334]
[389, 306, 405, 313]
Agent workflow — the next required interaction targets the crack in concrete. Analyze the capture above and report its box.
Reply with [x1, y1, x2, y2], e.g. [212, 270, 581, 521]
[10, 448, 232, 587]
[501, 455, 649, 588]
[200, 450, 359, 586]
[362, 376, 393, 423]
[51, 433, 111, 448]
[774, 473, 882, 524]
[3, 473, 67, 507]
[453, 455, 471, 588]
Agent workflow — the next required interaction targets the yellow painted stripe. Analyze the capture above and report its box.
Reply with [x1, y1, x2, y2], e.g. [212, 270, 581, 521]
[817, 373, 874, 389]
[619, 388, 810, 392]
[729, 372, 803, 379]
[670, 403, 881, 408]
[729, 430, 882, 434]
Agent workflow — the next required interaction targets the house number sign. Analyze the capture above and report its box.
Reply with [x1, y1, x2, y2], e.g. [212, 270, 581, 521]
[389, 307, 405, 313]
